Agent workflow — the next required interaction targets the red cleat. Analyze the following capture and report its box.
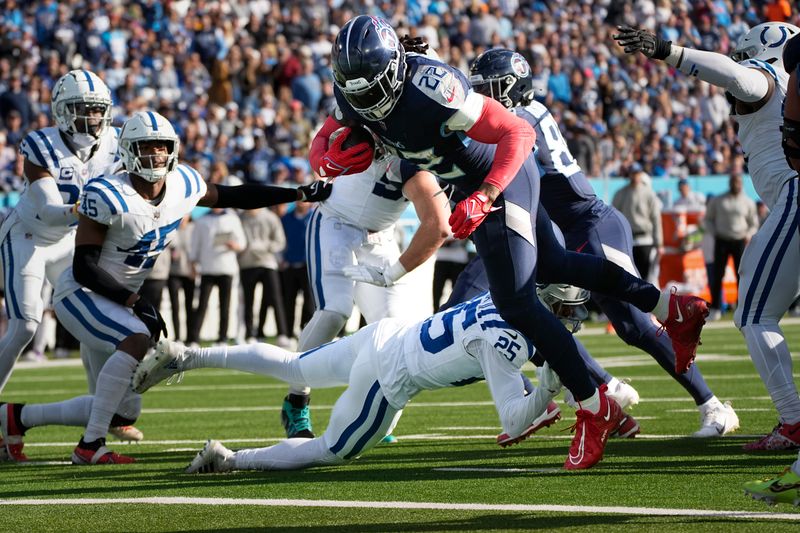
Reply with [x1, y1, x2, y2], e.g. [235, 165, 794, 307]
[743, 422, 800, 451]
[659, 289, 709, 373]
[497, 401, 561, 447]
[611, 413, 641, 439]
[564, 385, 625, 470]
[71, 438, 136, 465]
[0, 403, 28, 462]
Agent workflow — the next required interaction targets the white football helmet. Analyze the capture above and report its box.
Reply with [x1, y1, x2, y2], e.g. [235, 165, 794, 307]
[537, 283, 591, 333]
[51, 70, 112, 147]
[731, 22, 800, 72]
[118, 111, 180, 182]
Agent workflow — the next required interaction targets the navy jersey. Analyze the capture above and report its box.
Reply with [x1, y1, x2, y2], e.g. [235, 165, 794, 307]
[335, 54, 497, 195]
[514, 102, 609, 232]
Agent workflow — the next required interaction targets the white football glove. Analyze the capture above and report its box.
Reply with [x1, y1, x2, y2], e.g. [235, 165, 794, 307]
[535, 362, 563, 399]
[342, 261, 407, 287]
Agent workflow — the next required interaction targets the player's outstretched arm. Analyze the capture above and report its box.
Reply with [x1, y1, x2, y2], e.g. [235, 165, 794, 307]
[613, 25, 772, 104]
[199, 181, 332, 209]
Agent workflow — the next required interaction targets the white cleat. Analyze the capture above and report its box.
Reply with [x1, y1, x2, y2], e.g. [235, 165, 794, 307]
[693, 400, 739, 438]
[186, 439, 234, 474]
[132, 340, 190, 394]
[108, 425, 144, 442]
[606, 379, 640, 411]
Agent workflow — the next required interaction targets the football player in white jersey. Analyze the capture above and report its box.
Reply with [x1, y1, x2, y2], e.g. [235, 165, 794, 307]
[0, 111, 332, 464]
[0, 70, 117, 393]
[282, 144, 450, 440]
[131, 285, 629, 473]
[0, 70, 145, 451]
[744, 34, 800, 506]
[614, 22, 800, 451]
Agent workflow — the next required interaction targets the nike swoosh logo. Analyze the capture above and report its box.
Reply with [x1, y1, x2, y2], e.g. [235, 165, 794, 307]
[603, 400, 612, 422]
[567, 421, 586, 465]
[674, 303, 684, 323]
[142, 312, 158, 320]
[770, 481, 800, 493]
[464, 202, 482, 220]
[506, 330, 519, 340]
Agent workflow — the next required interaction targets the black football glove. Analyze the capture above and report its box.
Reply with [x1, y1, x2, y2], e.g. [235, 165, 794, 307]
[613, 25, 672, 60]
[132, 296, 168, 342]
[297, 180, 333, 202]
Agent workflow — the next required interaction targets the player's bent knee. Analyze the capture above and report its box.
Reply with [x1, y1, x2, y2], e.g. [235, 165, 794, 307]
[613, 322, 644, 346]
[117, 333, 152, 360]
[8, 318, 40, 342]
[492, 291, 543, 330]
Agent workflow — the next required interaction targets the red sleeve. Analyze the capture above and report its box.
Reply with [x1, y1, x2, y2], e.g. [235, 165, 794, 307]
[464, 97, 536, 192]
[309, 116, 344, 173]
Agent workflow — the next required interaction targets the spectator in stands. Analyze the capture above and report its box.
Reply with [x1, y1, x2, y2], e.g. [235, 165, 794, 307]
[167, 215, 195, 343]
[3, 110, 25, 147]
[674, 178, 706, 210]
[279, 202, 314, 339]
[704, 173, 758, 320]
[0, 72, 31, 127]
[290, 54, 322, 115]
[432, 238, 472, 312]
[612, 167, 663, 283]
[756, 200, 770, 227]
[238, 207, 290, 346]
[188, 208, 247, 346]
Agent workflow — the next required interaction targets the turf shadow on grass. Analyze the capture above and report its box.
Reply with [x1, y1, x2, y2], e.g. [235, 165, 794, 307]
[176, 513, 798, 532]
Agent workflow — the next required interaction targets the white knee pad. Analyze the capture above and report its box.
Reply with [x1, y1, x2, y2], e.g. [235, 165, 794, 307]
[298, 309, 348, 351]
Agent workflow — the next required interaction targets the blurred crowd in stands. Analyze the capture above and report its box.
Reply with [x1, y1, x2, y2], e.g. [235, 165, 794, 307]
[1, 0, 798, 195]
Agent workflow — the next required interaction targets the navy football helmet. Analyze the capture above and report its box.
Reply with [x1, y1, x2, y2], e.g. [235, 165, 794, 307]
[332, 15, 406, 121]
[469, 49, 534, 109]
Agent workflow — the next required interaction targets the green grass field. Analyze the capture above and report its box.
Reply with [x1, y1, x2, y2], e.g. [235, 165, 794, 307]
[2, 318, 800, 531]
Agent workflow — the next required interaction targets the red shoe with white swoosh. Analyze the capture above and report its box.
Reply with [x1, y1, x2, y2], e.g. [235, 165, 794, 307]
[658, 288, 709, 374]
[564, 385, 624, 470]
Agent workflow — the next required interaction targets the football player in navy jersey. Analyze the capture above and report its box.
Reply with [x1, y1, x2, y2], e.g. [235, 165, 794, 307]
[446, 48, 738, 438]
[311, 15, 708, 469]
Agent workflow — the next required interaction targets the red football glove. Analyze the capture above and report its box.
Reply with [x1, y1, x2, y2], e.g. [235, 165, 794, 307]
[317, 128, 374, 178]
[449, 191, 500, 239]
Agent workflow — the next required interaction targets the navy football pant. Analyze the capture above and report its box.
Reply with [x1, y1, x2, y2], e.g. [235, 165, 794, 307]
[470, 159, 597, 400]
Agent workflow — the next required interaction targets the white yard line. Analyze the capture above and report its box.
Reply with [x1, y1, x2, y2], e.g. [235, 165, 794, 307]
[19, 433, 764, 449]
[0, 496, 797, 520]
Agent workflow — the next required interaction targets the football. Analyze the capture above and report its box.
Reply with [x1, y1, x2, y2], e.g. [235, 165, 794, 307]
[330, 125, 376, 153]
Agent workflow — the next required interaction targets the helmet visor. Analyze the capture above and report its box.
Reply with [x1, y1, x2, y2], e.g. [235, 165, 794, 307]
[470, 75, 515, 108]
[339, 56, 403, 120]
[69, 102, 111, 137]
